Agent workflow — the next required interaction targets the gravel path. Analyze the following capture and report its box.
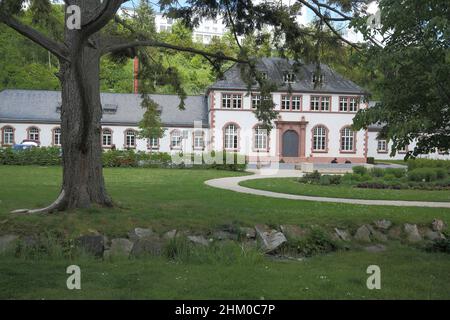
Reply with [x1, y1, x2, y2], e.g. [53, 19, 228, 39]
[205, 169, 450, 208]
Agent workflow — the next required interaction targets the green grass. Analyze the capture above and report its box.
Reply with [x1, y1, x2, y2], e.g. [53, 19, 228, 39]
[0, 165, 450, 299]
[240, 178, 450, 202]
[1, 244, 449, 299]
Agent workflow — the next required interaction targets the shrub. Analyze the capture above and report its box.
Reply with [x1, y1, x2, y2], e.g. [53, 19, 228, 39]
[370, 167, 385, 178]
[408, 168, 438, 182]
[0, 147, 61, 166]
[426, 239, 450, 254]
[299, 171, 321, 184]
[384, 168, 406, 178]
[352, 166, 368, 175]
[407, 159, 450, 171]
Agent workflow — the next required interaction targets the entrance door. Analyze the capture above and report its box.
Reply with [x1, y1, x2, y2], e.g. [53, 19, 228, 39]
[282, 130, 299, 157]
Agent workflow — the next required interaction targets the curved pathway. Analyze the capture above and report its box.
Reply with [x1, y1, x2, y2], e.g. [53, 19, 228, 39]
[205, 169, 450, 208]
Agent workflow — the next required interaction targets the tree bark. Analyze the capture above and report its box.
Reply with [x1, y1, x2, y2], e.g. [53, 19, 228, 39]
[56, 35, 113, 210]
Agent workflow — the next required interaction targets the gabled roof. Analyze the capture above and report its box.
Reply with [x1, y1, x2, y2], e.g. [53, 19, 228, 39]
[0, 89, 208, 127]
[208, 57, 366, 94]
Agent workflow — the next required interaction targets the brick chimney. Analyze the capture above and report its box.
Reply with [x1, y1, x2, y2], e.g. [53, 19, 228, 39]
[133, 57, 139, 94]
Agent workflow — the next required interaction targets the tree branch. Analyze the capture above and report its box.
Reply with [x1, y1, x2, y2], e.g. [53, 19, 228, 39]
[0, 14, 69, 61]
[101, 38, 248, 64]
[82, 0, 127, 38]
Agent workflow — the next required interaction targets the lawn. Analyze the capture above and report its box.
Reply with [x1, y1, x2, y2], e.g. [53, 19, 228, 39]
[0, 166, 449, 299]
[240, 178, 450, 202]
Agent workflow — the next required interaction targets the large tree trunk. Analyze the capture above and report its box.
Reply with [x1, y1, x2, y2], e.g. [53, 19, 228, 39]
[57, 43, 113, 210]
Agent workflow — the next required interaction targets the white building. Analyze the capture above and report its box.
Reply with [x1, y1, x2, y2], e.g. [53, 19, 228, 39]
[1, 58, 448, 163]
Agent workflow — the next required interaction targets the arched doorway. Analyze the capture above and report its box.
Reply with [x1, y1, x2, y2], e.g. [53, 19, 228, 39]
[282, 130, 299, 157]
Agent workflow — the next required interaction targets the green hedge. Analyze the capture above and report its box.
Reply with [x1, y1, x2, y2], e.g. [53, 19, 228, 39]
[0, 147, 247, 171]
[407, 159, 450, 172]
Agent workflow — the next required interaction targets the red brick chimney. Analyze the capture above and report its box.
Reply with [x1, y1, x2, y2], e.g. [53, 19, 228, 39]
[133, 57, 139, 94]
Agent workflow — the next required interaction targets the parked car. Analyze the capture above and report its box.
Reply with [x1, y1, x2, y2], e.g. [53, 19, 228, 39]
[13, 140, 40, 151]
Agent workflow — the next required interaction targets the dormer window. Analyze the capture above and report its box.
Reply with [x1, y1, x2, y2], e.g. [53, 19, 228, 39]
[103, 104, 118, 114]
[260, 72, 268, 80]
[283, 72, 295, 83]
[312, 74, 324, 84]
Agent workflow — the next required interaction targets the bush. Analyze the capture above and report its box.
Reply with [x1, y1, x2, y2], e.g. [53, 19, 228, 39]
[299, 171, 321, 184]
[426, 239, 450, 254]
[370, 167, 385, 178]
[352, 166, 368, 175]
[0, 147, 61, 166]
[407, 159, 450, 171]
[384, 168, 406, 178]
[408, 168, 438, 182]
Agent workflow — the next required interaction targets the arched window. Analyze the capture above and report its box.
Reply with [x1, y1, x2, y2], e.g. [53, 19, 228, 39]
[224, 124, 238, 150]
[340, 127, 355, 152]
[148, 137, 159, 150]
[2, 126, 14, 145]
[312, 126, 327, 152]
[254, 125, 268, 151]
[102, 129, 112, 147]
[53, 128, 61, 146]
[170, 130, 182, 149]
[125, 129, 136, 148]
[193, 130, 204, 150]
[28, 127, 40, 142]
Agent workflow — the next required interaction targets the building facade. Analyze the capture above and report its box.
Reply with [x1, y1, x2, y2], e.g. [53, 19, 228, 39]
[1, 58, 448, 163]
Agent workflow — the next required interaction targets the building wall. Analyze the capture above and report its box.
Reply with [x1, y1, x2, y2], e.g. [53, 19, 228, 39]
[0, 122, 209, 155]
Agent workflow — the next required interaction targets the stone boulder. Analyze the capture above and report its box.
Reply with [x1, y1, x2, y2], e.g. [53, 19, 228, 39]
[75, 235, 104, 257]
[364, 244, 387, 253]
[280, 225, 309, 241]
[128, 228, 153, 242]
[404, 224, 422, 243]
[374, 219, 392, 230]
[131, 235, 164, 256]
[255, 225, 287, 253]
[108, 238, 133, 257]
[213, 230, 238, 241]
[354, 225, 372, 243]
[163, 229, 178, 240]
[432, 219, 446, 232]
[187, 235, 210, 246]
[423, 228, 446, 241]
[240, 227, 256, 239]
[388, 226, 402, 240]
[367, 225, 388, 242]
[0, 235, 19, 253]
[334, 228, 351, 242]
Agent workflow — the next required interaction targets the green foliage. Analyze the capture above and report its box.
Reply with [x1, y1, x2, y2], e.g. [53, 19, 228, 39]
[0, 147, 61, 166]
[298, 170, 322, 184]
[384, 168, 407, 178]
[407, 159, 450, 172]
[370, 167, 385, 178]
[287, 227, 339, 257]
[408, 168, 439, 182]
[319, 175, 342, 186]
[426, 238, 450, 254]
[352, 166, 368, 175]
[353, 0, 450, 156]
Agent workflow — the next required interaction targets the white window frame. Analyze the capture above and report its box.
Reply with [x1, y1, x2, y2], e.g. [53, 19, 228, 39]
[149, 136, 159, 150]
[193, 131, 204, 150]
[341, 127, 355, 152]
[254, 125, 268, 151]
[224, 124, 238, 150]
[28, 127, 39, 141]
[3, 127, 14, 145]
[377, 139, 388, 153]
[283, 72, 295, 83]
[313, 126, 327, 151]
[102, 129, 112, 147]
[170, 130, 182, 149]
[251, 94, 261, 109]
[125, 130, 136, 148]
[53, 128, 61, 146]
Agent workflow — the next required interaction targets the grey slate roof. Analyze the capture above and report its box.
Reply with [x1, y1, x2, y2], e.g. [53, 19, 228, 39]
[209, 57, 366, 94]
[0, 89, 208, 127]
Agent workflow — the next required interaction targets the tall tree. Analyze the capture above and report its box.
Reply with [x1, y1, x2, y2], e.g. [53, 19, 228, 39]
[0, 0, 369, 212]
[352, 0, 450, 157]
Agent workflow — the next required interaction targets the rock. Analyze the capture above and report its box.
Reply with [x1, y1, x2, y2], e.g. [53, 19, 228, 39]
[423, 228, 445, 241]
[0, 235, 19, 253]
[334, 228, 351, 242]
[75, 235, 104, 257]
[354, 225, 371, 243]
[370, 229, 388, 243]
[280, 225, 309, 240]
[128, 227, 153, 242]
[255, 225, 287, 253]
[109, 238, 133, 257]
[163, 229, 178, 240]
[404, 224, 422, 243]
[187, 235, 210, 246]
[388, 226, 402, 240]
[364, 244, 387, 253]
[213, 230, 238, 241]
[432, 219, 446, 232]
[374, 219, 392, 230]
[131, 235, 164, 256]
[240, 227, 256, 239]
